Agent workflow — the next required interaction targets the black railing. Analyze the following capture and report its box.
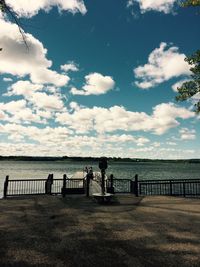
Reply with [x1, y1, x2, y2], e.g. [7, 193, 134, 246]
[3, 174, 85, 198]
[6, 178, 46, 196]
[110, 179, 132, 193]
[3, 174, 200, 198]
[51, 178, 63, 194]
[61, 175, 85, 197]
[138, 178, 200, 197]
[66, 178, 85, 189]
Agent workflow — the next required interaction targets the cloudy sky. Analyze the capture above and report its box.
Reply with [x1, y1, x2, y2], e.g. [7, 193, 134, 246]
[0, 0, 199, 158]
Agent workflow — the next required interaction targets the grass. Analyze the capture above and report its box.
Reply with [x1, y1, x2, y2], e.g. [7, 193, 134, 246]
[0, 195, 200, 267]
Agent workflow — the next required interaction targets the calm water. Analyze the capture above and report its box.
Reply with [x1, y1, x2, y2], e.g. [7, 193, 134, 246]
[1, 160, 200, 197]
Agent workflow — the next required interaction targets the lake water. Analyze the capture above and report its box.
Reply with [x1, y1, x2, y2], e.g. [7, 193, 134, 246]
[1, 160, 200, 197]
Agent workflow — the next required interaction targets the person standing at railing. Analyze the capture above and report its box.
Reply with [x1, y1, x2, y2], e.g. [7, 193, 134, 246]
[99, 157, 108, 195]
[84, 166, 88, 174]
[86, 166, 94, 196]
[88, 167, 94, 180]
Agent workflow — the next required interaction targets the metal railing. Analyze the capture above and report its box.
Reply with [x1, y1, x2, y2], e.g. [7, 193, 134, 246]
[3, 173, 200, 198]
[110, 179, 132, 193]
[61, 175, 85, 197]
[5, 178, 46, 196]
[4, 175, 86, 198]
[51, 178, 63, 194]
[138, 178, 200, 197]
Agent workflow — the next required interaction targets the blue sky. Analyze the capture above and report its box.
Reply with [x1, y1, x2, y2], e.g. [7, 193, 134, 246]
[0, 0, 199, 158]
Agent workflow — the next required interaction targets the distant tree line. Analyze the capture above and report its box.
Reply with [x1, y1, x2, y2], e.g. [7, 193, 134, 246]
[0, 156, 200, 163]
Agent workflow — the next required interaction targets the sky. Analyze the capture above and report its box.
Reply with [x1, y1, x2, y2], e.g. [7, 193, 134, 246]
[0, 0, 200, 159]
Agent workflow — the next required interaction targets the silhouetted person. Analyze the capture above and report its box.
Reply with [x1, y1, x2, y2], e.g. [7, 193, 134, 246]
[88, 167, 94, 180]
[99, 157, 108, 195]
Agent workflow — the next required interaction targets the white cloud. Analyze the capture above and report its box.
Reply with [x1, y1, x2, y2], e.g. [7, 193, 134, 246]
[152, 142, 161, 147]
[28, 92, 64, 110]
[56, 102, 194, 135]
[0, 122, 151, 156]
[179, 128, 196, 140]
[128, 0, 177, 14]
[0, 18, 69, 87]
[0, 99, 43, 123]
[31, 68, 69, 86]
[0, 123, 73, 144]
[0, 99, 27, 114]
[4, 80, 65, 111]
[69, 101, 80, 111]
[71, 72, 115, 95]
[134, 43, 191, 89]
[99, 134, 150, 146]
[7, 80, 43, 96]
[166, 141, 177, 146]
[9, 108, 43, 124]
[60, 61, 79, 72]
[0, 110, 6, 120]
[5, 0, 87, 18]
[36, 110, 52, 119]
[0, 122, 198, 158]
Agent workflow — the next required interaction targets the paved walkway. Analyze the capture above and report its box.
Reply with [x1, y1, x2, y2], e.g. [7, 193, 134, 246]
[1, 195, 200, 267]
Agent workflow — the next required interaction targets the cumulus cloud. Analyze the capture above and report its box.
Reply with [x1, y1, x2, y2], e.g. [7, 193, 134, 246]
[0, 122, 152, 157]
[60, 61, 79, 72]
[134, 43, 191, 89]
[69, 101, 80, 111]
[36, 110, 52, 119]
[56, 102, 194, 135]
[6, 80, 43, 96]
[0, 99, 43, 123]
[4, 80, 65, 111]
[0, 123, 73, 144]
[0, 99, 27, 114]
[127, 0, 177, 14]
[99, 134, 150, 146]
[29, 92, 64, 110]
[0, 121, 198, 158]
[71, 72, 115, 95]
[9, 108, 43, 124]
[5, 0, 87, 18]
[0, 18, 69, 87]
[179, 128, 196, 140]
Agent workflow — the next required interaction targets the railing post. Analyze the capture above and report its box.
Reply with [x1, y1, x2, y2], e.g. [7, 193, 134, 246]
[86, 174, 90, 197]
[45, 174, 53, 195]
[107, 174, 114, 194]
[45, 174, 50, 194]
[110, 174, 113, 188]
[169, 180, 172, 196]
[135, 174, 139, 197]
[183, 182, 186, 197]
[4, 175, 9, 199]
[49, 174, 53, 195]
[62, 174, 67, 197]
[130, 180, 134, 194]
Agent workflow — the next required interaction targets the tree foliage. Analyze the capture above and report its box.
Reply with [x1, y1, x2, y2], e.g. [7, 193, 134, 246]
[0, 0, 28, 48]
[176, 1, 200, 113]
[176, 50, 200, 112]
[181, 0, 200, 7]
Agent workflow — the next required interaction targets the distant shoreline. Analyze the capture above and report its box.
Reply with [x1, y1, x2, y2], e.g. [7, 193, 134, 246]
[0, 156, 200, 163]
